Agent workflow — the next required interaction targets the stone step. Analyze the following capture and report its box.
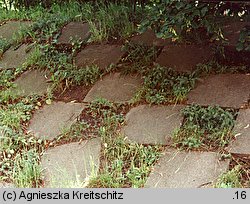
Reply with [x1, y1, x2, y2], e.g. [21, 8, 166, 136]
[13, 69, 51, 96]
[75, 44, 124, 70]
[0, 21, 32, 41]
[58, 22, 90, 44]
[227, 109, 250, 155]
[41, 139, 101, 188]
[28, 102, 85, 140]
[0, 44, 33, 70]
[155, 44, 213, 73]
[145, 150, 230, 188]
[122, 105, 185, 145]
[83, 72, 143, 103]
[187, 74, 250, 108]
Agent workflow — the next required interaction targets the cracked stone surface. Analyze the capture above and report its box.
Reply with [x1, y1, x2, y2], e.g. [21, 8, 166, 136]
[227, 109, 250, 155]
[187, 74, 250, 108]
[130, 29, 171, 46]
[0, 44, 33, 69]
[41, 139, 101, 188]
[58, 22, 90, 44]
[13, 70, 51, 96]
[75, 44, 123, 70]
[84, 73, 143, 103]
[0, 21, 32, 41]
[145, 150, 230, 188]
[122, 105, 184, 145]
[156, 44, 213, 72]
[28, 102, 85, 140]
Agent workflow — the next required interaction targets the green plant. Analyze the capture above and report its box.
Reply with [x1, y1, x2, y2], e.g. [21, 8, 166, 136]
[70, 37, 83, 55]
[58, 121, 91, 142]
[121, 42, 159, 74]
[87, 3, 135, 42]
[139, 0, 224, 43]
[0, 38, 10, 57]
[236, 26, 250, 51]
[173, 105, 236, 150]
[87, 101, 161, 187]
[12, 149, 41, 188]
[135, 65, 196, 104]
[215, 165, 242, 188]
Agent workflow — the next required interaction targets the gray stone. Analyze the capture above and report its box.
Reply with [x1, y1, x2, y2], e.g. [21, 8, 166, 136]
[227, 109, 250, 155]
[156, 44, 213, 73]
[41, 139, 101, 188]
[187, 74, 250, 108]
[28, 102, 85, 140]
[13, 70, 51, 96]
[75, 44, 123, 70]
[0, 44, 33, 69]
[145, 150, 230, 188]
[122, 105, 184, 145]
[58, 22, 90, 44]
[0, 182, 15, 188]
[0, 21, 32, 41]
[84, 73, 143, 103]
[130, 29, 171, 46]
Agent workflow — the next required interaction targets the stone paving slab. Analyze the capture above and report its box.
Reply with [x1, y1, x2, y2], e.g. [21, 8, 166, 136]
[130, 29, 171, 46]
[156, 44, 213, 73]
[122, 105, 184, 145]
[58, 22, 90, 44]
[0, 44, 33, 69]
[0, 182, 15, 188]
[41, 139, 101, 188]
[227, 109, 250, 155]
[28, 102, 85, 140]
[13, 69, 51, 96]
[145, 150, 230, 188]
[187, 74, 250, 108]
[0, 21, 32, 41]
[83, 73, 143, 103]
[75, 44, 123, 70]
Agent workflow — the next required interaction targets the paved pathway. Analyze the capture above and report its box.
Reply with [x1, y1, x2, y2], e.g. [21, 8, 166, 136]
[1, 19, 249, 188]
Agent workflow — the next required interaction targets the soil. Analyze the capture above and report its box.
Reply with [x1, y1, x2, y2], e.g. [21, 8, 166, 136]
[53, 85, 91, 103]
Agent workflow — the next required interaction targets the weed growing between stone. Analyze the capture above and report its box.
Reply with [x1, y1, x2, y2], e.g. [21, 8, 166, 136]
[172, 105, 237, 150]
[120, 42, 160, 74]
[215, 165, 242, 188]
[67, 98, 162, 188]
[133, 65, 197, 105]
[195, 60, 250, 75]
[0, 96, 46, 187]
[0, 38, 11, 57]
[87, 3, 135, 42]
